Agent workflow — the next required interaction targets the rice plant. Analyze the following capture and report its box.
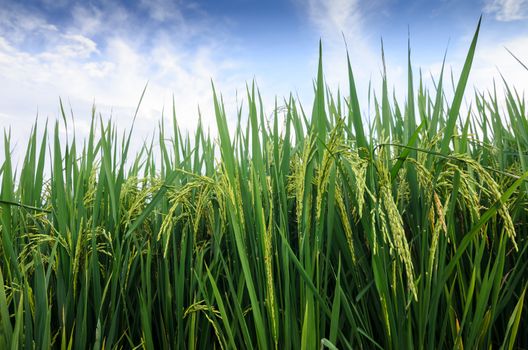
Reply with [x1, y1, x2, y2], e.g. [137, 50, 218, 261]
[1, 19, 527, 349]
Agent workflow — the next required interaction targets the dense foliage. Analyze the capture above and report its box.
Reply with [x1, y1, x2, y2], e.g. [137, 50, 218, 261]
[1, 20, 527, 349]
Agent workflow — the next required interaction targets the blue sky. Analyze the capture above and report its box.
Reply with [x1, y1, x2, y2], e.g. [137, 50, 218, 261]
[1, 0, 528, 161]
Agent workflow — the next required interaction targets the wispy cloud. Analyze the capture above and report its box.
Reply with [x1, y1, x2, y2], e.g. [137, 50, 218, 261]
[296, 0, 405, 113]
[305, 0, 363, 36]
[139, 0, 185, 23]
[484, 0, 528, 21]
[0, 0, 246, 162]
[470, 35, 528, 94]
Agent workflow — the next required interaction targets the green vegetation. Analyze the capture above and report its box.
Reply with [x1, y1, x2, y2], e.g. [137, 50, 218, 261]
[1, 19, 527, 349]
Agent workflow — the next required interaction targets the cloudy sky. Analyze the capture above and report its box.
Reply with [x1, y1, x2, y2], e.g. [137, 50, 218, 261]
[1, 0, 528, 163]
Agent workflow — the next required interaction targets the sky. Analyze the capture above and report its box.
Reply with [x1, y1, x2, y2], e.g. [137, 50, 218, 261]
[1, 0, 528, 165]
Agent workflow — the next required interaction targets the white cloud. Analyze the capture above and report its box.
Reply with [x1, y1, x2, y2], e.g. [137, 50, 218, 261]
[484, 0, 528, 21]
[305, 0, 363, 36]
[297, 0, 406, 116]
[0, 1, 247, 168]
[470, 35, 528, 96]
[0, 4, 58, 47]
[41, 34, 99, 59]
[69, 5, 105, 36]
[139, 0, 185, 23]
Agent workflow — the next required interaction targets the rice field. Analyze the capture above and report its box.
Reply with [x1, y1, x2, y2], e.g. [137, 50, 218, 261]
[1, 20, 527, 349]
